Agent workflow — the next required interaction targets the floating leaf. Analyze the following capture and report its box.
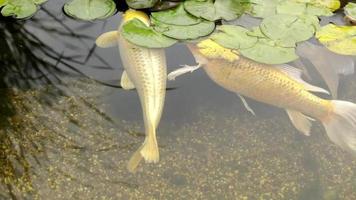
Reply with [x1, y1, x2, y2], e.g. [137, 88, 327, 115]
[0, 0, 46, 19]
[260, 14, 316, 47]
[64, 0, 116, 21]
[121, 18, 177, 48]
[211, 25, 257, 49]
[184, 0, 250, 21]
[126, 0, 158, 9]
[184, 0, 215, 21]
[151, 4, 201, 26]
[345, 2, 356, 23]
[152, 18, 215, 40]
[248, 0, 279, 18]
[240, 38, 298, 64]
[316, 24, 356, 55]
[276, 1, 306, 16]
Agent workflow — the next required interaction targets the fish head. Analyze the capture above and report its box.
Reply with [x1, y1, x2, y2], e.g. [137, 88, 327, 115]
[186, 39, 240, 64]
[122, 9, 150, 27]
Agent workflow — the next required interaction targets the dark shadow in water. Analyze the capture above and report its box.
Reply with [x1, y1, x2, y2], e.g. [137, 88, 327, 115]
[0, 8, 134, 199]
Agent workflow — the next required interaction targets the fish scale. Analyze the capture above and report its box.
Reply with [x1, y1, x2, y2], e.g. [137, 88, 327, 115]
[203, 56, 333, 120]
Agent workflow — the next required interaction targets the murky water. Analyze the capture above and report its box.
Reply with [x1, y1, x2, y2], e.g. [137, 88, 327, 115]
[1, 1, 356, 199]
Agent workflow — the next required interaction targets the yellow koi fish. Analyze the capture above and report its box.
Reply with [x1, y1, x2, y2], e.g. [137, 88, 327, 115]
[169, 39, 356, 155]
[96, 10, 167, 172]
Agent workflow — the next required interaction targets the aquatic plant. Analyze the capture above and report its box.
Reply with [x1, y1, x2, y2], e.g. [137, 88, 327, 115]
[1, 0, 355, 60]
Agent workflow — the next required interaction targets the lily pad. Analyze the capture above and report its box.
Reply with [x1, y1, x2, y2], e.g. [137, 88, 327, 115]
[63, 0, 116, 21]
[184, 0, 249, 21]
[0, 0, 46, 19]
[151, 4, 201, 26]
[316, 24, 356, 55]
[260, 14, 316, 47]
[211, 25, 258, 49]
[152, 18, 215, 40]
[345, 2, 356, 22]
[126, 0, 158, 9]
[248, 0, 279, 18]
[121, 18, 177, 48]
[240, 38, 298, 64]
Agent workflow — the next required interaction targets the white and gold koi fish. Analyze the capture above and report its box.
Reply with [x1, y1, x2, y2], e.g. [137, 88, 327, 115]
[96, 10, 167, 172]
[169, 39, 356, 155]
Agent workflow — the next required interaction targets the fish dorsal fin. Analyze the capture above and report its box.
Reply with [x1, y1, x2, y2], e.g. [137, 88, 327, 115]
[296, 41, 355, 98]
[276, 65, 330, 95]
[121, 71, 135, 90]
[96, 31, 119, 48]
[286, 109, 314, 136]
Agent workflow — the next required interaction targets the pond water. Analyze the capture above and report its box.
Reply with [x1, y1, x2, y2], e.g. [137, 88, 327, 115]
[1, 1, 356, 199]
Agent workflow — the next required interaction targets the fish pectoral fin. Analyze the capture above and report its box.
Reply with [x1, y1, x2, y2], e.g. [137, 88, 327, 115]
[277, 64, 330, 95]
[167, 64, 202, 80]
[96, 31, 119, 48]
[121, 71, 135, 90]
[237, 94, 255, 116]
[286, 109, 314, 136]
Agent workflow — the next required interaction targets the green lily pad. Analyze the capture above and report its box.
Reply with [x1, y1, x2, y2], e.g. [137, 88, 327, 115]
[126, 0, 158, 9]
[240, 38, 298, 64]
[151, 4, 201, 26]
[248, 0, 279, 18]
[260, 14, 316, 47]
[63, 0, 116, 21]
[316, 24, 356, 55]
[345, 2, 356, 22]
[184, 0, 250, 21]
[276, 1, 306, 16]
[0, 0, 46, 19]
[121, 18, 177, 48]
[211, 25, 258, 49]
[184, 0, 215, 21]
[152, 18, 215, 40]
[305, 4, 333, 16]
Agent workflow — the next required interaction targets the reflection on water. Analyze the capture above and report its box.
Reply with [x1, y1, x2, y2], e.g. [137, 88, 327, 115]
[0, 1, 356, 199]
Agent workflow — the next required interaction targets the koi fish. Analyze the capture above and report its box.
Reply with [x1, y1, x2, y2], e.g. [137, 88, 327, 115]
[169, 39, 356, 155]
[96, 10, 167, 172]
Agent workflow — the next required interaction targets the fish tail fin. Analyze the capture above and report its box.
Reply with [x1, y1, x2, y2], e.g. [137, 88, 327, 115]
[297, 42, 354, 98]
[322, 100, 356, 156]
[127, 145, 144, 173]
[140, 125, 159, 163]
[126, 126, 159, 173]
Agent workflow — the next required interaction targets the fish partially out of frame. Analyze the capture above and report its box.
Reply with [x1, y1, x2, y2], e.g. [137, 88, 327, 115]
[96, 10, 167, 172]
[169, 39, 356, 156]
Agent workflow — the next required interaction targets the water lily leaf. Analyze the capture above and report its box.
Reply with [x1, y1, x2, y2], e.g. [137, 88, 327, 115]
[345, 2, 356, 22]
[305, 4, 333, 16]
[240, 38, 298, 64]
[295, 0, 339, 11]
[126, 0, 158, 9]
[151, 4, 201, 26]
[276, 1, 306, 16]
[64, 0, 116, 21]
[152, 18, 215, 40]
[211, 25, 258, 49]
[260, 14, 316, 47]
[316, 24, 356, 55]
[248, 0, 279, 18]
[184, 0, 215, 21]
[184, 0, 250, 21]
[1, 0, 37, 19]
[121, 18, 177, 48]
